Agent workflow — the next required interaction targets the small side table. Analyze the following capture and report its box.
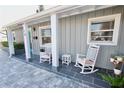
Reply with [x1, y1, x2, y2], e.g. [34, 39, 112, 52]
[62, 54, 71, 66]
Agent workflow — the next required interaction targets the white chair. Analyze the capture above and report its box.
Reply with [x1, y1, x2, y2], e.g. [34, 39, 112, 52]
[40, 48, 52, 64]
[75, 44, 100, 74]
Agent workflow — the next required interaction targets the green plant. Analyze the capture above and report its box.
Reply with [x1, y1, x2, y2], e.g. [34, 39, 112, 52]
[98, 73, 124, 88]
[14, 43, 24, 49]
[1, 41, 24, 49]
[1, 41, 8, 47]
[110, 56, 124, 69]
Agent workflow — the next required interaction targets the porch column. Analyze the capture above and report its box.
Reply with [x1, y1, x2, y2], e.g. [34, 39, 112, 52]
[7, 29, 15, 57]
[51, 13, 59, 67]
[23, 23, 31, 62]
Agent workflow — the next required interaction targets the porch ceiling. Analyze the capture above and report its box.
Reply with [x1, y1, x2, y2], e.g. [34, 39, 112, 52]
[3, 5, 117, 29]
[58, 5, 116, 18]
[27, 16, 50, 26]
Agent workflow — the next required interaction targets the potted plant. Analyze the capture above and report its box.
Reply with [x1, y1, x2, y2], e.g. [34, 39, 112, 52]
[110, 56, 124, 75]
[98, 73, 124, 88]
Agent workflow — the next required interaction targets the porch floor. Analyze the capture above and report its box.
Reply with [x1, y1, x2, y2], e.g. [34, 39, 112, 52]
[14, 54, 111, 88]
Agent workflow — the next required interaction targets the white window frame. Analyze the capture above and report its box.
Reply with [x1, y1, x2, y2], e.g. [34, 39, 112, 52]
[87, 13, 121, 46]
[39, 25, 51, 48]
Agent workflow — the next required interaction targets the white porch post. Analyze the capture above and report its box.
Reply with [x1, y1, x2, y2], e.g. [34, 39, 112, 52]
[7, 29, 15, 57]
[23, 23, 31, 62]
[51, 13, 59, 67]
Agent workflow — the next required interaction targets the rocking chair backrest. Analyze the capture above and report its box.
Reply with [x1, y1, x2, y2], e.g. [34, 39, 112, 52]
[86, 44, 100, 63]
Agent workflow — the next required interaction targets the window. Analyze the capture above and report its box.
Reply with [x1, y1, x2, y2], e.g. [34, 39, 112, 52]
[39, 28, 51, 47]
[41, 29, 51, 45]
[87, 14, 121, 45]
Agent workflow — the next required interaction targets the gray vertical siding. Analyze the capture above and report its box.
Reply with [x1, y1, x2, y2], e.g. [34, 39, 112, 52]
[81, 13, 88, 54]
[59, 19, 62, 57]
[14, 29, 24, 44]
[75, 15, 81, 54]
[66, 17, 71, 54]
[70, 16, 76, 61]
[61, 18, 66, 55]
[59, 6, 124, 69]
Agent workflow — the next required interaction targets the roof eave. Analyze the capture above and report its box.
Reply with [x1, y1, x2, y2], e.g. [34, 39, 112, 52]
[3, 5, 117, 28]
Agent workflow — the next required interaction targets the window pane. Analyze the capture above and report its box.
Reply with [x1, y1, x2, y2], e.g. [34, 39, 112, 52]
[91, 37, 112, 41]
[91, 31, 113, 37]
[41, 29, 51, 36]
[91, 21, 114, 31]
[90, 31, 113, 42]
[42, 37, 51, 45]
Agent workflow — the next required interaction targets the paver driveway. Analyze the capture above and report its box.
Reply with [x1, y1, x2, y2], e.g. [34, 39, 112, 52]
[0, 49, 90, 88]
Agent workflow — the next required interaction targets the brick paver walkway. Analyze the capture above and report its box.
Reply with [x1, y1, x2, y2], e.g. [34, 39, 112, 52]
[0, 49, 90, 88]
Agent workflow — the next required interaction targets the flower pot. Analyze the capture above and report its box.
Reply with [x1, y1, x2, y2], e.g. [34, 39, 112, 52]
[117, 57, 123, 62]
[114, 69, 122, 75]
[110, 58, 115, 62]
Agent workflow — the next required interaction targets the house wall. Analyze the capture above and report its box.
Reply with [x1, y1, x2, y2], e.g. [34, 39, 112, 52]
[59, 6, 124, 70]
[30, 6, 124, 69]
[14, 29, 24, 44]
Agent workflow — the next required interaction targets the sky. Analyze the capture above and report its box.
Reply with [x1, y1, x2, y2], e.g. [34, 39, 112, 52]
[0, 5, 54, 40]
[0, 5, 54, 29]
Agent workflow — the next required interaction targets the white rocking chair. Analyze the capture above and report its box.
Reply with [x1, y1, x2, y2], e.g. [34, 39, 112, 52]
[74, 44, 100, 74]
